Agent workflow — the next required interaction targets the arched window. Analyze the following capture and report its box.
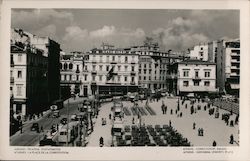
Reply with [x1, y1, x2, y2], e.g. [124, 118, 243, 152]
[64, 63, 68, 70]
[69, 63, 73, 69]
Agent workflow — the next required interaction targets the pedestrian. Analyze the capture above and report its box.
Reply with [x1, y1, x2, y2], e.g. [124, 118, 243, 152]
[170, 109, 173, 115]
[201, 128, 204, 136]
[161, 103, 164, 114]
[132, 117, 135, 124]
[230, 120, 234, 127]
[193, 122, 196, 130]
[185, 104, 187, 109]
[169, 120, 172, 127]
[213, 140, 217, 146]
[165, 105, 167, 114]
[180, 112, 182, 117]
[40, 126, 44, 132]
[99, 137, 104, 147]
[109, 113, 112, 120]
[230, 134, 234, 144]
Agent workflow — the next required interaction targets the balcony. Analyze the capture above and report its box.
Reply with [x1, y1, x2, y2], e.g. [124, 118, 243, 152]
[60, 80, 81, 84]
[10, 77, 14, 83]
[131, 71, 136, 76]
[192, 76, 201, 80]
[130, 81, 136, 85]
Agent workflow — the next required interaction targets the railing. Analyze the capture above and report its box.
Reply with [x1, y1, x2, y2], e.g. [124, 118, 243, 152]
[10, 77, 14, 83]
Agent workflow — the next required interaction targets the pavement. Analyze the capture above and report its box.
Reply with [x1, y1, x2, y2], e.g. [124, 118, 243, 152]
[87, 97, 239, 147]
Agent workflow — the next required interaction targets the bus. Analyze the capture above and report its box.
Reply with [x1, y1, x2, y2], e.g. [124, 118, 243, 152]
[57, 121, 79, 143]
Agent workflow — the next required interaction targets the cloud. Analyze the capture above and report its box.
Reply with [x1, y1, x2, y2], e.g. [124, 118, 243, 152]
[62, 25, 146, 51]
[89, 25, 116, 38]
[63, 26, 88, 41]
[35, 24, 57, 38]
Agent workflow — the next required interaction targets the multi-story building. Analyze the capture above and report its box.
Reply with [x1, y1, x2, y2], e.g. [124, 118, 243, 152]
[208, 41, 218, 63]
[60, 51, 84, 98]
[10, 28, 61, 117]
[216, 39, 240, 95]
[169, 59, 217, 96]
[189, 43, 209, 61]
[83, 44, 139, 96]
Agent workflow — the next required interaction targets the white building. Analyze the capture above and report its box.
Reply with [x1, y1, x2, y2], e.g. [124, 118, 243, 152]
[189, 44, 209, 61]
[10, 28, 61, 117]
[83, 44, 139, 96]
[216, 39, 240, 95]
[169, 59, 217, 96]
[60, 52, 84, 97]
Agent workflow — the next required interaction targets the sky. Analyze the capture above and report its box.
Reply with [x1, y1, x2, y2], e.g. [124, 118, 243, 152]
[11, 9, 239, 53]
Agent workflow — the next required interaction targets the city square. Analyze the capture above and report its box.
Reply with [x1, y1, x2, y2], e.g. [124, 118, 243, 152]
[9, 9, 240, 147]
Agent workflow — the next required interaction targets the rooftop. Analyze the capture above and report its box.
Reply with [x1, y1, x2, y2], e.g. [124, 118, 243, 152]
[178, 59, 216, 65]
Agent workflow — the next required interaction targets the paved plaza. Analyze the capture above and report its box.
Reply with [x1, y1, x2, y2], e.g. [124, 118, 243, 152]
[87, 97, 239, 147]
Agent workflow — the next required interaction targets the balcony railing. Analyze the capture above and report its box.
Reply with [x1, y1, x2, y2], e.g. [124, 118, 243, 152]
[193, 76, 201, 80]
[10, 77, 14, 83]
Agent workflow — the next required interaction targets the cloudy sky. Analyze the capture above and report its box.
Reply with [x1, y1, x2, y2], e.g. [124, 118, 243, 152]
[11, 9, 239, 52]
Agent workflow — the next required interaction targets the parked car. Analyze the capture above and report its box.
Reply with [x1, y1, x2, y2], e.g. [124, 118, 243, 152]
[30, 123, 39, 131]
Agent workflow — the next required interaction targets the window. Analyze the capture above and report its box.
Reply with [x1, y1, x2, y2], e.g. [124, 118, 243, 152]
[183, 70, 189, 77]
[183, 81, 189, 87]
[149, 76, 151, 80]
[99, 75, 102, 81]
[205, 71, 210, 77]
[144, 69, 147, 74]
[76, 65, 79, 71]
[132, 66, 135, 72]
[18, 54, 22, 62]
[149, 69, 152, 74]
[194, 81, 199, 86]
[16, 84, 22, 96]
[118, 65, 121, 71]
[112, 56, 115, 61]
[139, 76, 141, 80]
[18, 71, 22, 78]
[149, 64, 151, 68]
[139, 69, 141, 74]
[139, 64, 141, 68]
[99, 65, 103, 71]
[69, 75, 72, 80]
[84, 75, 87, 81]
[69, 63, 73, 69]
[118, 56, 121, 62]
[144, 64, 147, 68]
[195, 71, 199, 77]
[76, 75, 79, 81]
[92, 76, 96, 81]
[204, 81, 210, 86]
[125, 56, 128, 62]
[118, 76, 120, 82]
[85, 65, 87, 70]
[125, 66, 128, 71]
[124, 76, 127, 82]
[144, 76, 146, 80]
[64, 63, 68, 70]
[93, 65, 96, 71]
[131, 77, 135, 82]
[106, 65, 109, 71]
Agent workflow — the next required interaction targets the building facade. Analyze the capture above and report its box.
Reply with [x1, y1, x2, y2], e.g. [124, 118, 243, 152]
[189, 44, 209, 61]
[60, 52, 84, 98]
[83, 44, 139, 96]
[169, 60, 217, 96]
[10, 28, 61, 117]
[216, 39, 240, 95]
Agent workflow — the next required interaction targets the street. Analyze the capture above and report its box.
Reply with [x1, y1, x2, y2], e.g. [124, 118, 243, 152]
[10, 98, 85, 146]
